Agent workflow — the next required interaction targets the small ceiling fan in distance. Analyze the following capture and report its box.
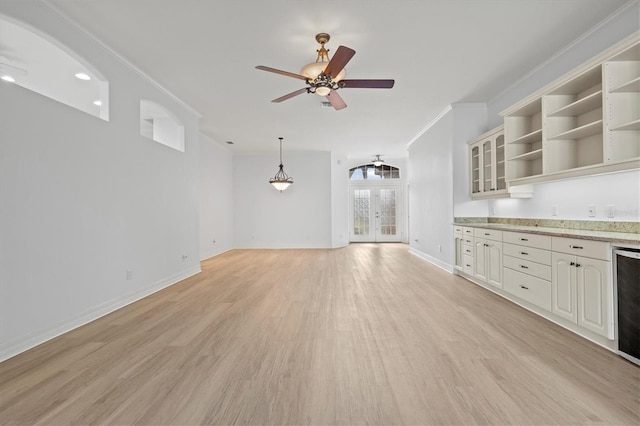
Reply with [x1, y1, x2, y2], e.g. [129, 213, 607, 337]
[255, 33, 394, 110]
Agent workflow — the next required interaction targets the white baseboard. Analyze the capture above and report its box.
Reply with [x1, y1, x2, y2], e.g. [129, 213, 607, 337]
[0, 266, 201, 363]
[408, 247, 455, 273]
[200, 247, 233, 262]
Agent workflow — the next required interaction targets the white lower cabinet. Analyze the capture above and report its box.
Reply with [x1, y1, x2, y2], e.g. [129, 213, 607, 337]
[473, 228, 503, 288]
[503, 267, 552, 311]
[474, 238, 503, 288]
[455, 226, 614, 341]
[552, 251, 612, 338]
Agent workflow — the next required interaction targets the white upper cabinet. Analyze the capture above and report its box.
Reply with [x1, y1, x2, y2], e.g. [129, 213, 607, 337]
[469, 126, 532, 199]
[501, 35, 640, 186]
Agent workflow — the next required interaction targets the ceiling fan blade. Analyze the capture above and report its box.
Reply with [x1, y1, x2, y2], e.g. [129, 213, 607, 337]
[340, 79, 395, 89]
[271, 88, 308, 103]
[256, 65, 308, 81]
[326, 90, 347, 110]
[323, 46, 355, 78]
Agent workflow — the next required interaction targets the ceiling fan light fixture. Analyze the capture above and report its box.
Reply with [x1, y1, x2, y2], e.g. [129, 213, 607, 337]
[372, 155, 384, 167]
[315, 86, 331, 96]
[269, 137, 294, 192]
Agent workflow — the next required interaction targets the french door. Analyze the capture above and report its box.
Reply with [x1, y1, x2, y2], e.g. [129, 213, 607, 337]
[350, 186, 401, 242]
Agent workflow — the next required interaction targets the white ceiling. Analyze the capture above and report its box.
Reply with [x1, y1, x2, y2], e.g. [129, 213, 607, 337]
[42, 0, 630, 159]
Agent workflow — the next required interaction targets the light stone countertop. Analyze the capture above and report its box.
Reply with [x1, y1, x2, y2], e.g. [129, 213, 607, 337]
[453, 222, 640, 245]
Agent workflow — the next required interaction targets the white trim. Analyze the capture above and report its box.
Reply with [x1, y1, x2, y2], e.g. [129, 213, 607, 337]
[0, 266, 201, 363]
[489, 1, 640, 109]
[38, 0, 202, 118]
[199, 248, 234, 262]
[409, 247, 455, 273]
[406, 105, 452, 149]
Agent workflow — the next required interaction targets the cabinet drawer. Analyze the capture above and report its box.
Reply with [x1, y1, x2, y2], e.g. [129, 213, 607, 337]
[503, 268, 552, 311]
[463, 245, 474, 257]
[474, 228, 503, 242]
[504, 255, 552, 281]
[463, 254, 474, 275]
[503, 243, 551, 265]
[503, 231, 552, 250]
[463, 227, 475, 236]
[463, 237, 474, 247]
[454, 225, 463, 236]
[551, 237, 610, 260]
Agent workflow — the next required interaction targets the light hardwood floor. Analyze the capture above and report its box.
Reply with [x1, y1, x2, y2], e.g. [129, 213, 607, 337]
[1, 244, 638, 425]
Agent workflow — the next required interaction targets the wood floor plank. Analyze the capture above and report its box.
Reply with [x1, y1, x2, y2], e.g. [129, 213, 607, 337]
[0, 243, 638, 425]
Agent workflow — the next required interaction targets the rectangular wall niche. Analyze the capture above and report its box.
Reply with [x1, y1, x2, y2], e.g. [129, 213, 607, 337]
[140, 100, 185, 152]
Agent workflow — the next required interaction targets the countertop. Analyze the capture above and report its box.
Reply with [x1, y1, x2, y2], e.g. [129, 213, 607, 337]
[454, 222, 640, 245]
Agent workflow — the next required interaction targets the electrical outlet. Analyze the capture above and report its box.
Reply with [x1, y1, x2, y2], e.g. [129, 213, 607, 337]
[552, 205, 558, 216]
[606, 205, 615, 218]
[587, 205, 596, 217]
[438, 244, 442, 252]
[126, 270, 133, 280]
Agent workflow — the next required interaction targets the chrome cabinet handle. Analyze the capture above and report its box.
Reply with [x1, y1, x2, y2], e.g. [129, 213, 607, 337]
[520, 285, 529, 290]
[520, 238, 528, 241]
[519, 251, 528, 255]
[520, 265, 529, 269]
[570, 245, 583, 249]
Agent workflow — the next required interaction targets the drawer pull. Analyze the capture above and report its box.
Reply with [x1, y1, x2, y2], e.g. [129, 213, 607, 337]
[484, 243, 489, 247]
[520, 238, 528, 241]
[520, 285, 529, 290]
[484, 233, 490, 236]
[570, 245, 583, 249]
[576, 263, 581, 268]
[519, 265, 529, 269]
[519, 251, 528, 255]
[466, 264, 471, 267]
[570, 261, 575, 266]
[465, 239, 471, 243]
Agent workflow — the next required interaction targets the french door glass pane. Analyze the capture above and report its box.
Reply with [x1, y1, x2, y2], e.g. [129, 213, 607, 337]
[379, 189, 396, 236]
[353, 189, 370, 236]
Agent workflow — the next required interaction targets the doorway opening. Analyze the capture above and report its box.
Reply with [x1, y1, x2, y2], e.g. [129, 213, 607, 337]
[348, 163, 403, 242]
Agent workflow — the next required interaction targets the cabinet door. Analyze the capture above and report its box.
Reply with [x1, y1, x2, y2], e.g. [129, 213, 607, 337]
[454, 237, 463, 270]
[474, 239, 487, 281]
[486, 242, 503, 288]
[494, 133, 506, 191]
[470, 142, 482, 195]
[577, 257, 612, 338]
[552, 252, 577, 323]
[482, 139, 494, 192]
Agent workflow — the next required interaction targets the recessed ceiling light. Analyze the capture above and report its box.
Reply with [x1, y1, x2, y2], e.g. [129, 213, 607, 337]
[93, 100, 102, 106]
[1, 75, 16, 83]
[75, 72, 91, 80]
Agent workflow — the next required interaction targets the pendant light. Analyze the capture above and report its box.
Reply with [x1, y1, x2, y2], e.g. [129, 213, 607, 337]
[372, 155, 384, 167]
[269, 137, 294, 192]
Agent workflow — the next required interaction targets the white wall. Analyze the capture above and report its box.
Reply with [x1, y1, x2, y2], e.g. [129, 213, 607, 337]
[0, 3, 201, 361]
[408, 105, 487, 270]
[330, 152, 349, 248]
[199, 134, 234, 259]
[491, 170, 640, 221]
[233, 151, 333, 248]
[484, 3, 640, 222]
[408, 111, 454, 270]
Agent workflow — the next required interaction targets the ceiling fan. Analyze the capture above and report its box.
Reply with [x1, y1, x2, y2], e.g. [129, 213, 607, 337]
[255, 33, 394, 110]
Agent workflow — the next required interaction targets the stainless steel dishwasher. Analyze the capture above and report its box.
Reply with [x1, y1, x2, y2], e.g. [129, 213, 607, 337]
[614, 248, 640, 365]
